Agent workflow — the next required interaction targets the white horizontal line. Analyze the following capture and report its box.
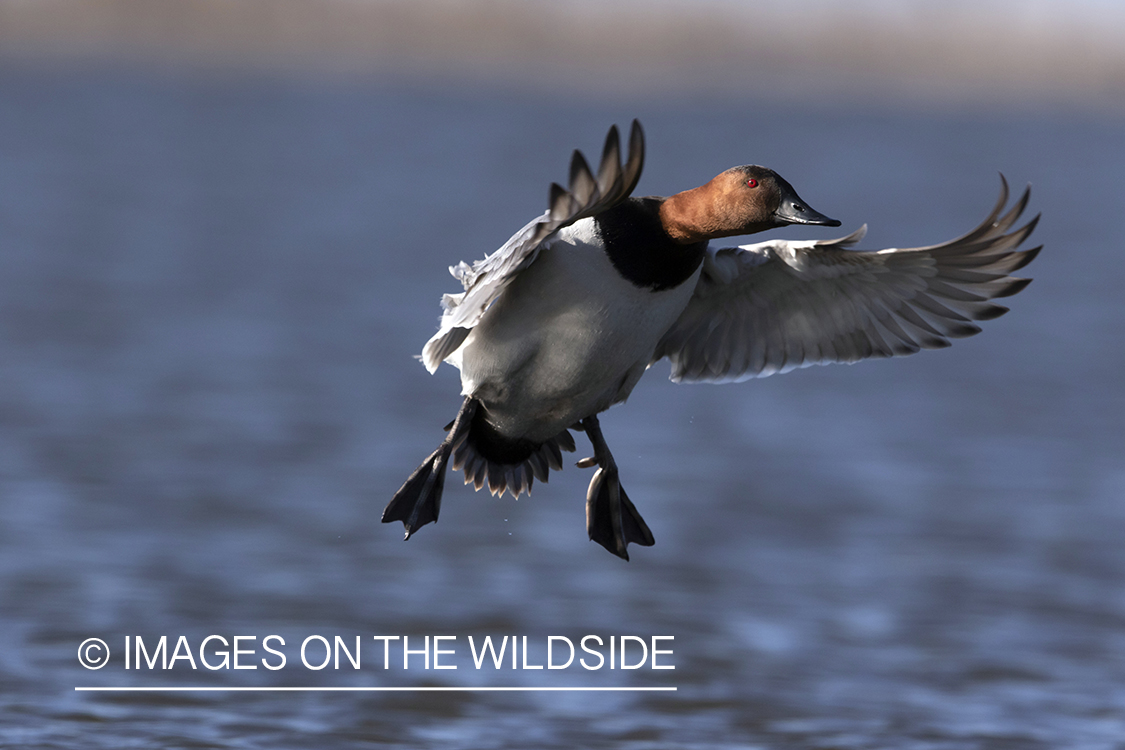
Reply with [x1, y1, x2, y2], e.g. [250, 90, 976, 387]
[75, 686, 676, 692]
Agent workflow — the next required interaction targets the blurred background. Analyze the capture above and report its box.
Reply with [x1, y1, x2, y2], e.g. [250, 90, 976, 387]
[1, 1, 1123, 748]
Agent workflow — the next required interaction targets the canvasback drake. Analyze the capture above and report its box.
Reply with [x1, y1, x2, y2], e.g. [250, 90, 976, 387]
[383, 120, 1040, 559]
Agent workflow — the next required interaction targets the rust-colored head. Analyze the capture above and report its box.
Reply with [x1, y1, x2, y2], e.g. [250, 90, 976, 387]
[658, 165, 839, 244]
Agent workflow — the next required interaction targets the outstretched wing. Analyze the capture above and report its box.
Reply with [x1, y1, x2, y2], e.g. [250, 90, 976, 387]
[421, 121, 645, 372]
[653, 176, 1041, 383]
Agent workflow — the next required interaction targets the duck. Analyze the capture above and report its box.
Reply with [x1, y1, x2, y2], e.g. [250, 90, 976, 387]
[382, 120, 1040, 560]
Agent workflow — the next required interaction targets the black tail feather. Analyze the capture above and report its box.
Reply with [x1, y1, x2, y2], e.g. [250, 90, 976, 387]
[449, 411, 573, 498]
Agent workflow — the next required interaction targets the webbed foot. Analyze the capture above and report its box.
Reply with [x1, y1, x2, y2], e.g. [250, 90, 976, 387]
[382, 399, 477, 539]
[579, 415, 655, 560]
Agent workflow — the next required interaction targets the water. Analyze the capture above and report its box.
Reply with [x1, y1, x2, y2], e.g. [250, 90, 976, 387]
[1, 65, 1123, 748]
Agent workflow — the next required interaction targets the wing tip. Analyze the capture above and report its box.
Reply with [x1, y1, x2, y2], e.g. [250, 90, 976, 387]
[994, 276, 1033, 299]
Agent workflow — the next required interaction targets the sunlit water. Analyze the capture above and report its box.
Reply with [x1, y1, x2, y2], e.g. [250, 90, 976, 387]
[1, 66, 1123, 748]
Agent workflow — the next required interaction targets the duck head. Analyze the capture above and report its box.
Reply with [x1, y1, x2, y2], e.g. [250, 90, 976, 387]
[658, 165, 840, 244]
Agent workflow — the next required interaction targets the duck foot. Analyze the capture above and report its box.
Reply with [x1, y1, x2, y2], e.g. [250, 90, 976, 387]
[382, 398, 477, 540]
[580, 415, 655, 560]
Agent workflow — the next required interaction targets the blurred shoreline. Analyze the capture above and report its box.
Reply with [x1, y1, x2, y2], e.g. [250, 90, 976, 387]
[2, 0, 1124, 109]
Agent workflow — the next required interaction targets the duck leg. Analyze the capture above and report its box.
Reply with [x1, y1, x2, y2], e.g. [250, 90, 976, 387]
[382, 398, 477, 540]
[579, 414, 655, 560]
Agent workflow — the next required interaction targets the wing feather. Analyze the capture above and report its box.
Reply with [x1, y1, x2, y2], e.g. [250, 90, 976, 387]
[421, 121, 646, 371]
[654, 177, 1039, 383]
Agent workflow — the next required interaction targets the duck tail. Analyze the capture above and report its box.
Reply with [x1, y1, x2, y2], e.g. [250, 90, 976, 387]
[450, 407, 575, 499]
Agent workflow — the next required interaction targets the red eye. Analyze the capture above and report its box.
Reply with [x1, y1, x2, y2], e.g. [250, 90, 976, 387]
[746, 178, 758, 188]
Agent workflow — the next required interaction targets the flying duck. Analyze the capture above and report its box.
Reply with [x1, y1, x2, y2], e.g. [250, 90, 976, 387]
[383, 120, 1040, 559]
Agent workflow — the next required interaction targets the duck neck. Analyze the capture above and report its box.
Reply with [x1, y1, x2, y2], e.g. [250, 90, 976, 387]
[658, 186, 716, 245]
[594, 198, 706, 291]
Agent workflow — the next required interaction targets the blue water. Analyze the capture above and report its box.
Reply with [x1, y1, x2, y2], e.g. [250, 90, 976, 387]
[1, 65, 1123, 748]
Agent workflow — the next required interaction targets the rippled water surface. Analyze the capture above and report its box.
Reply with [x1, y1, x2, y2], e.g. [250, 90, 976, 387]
[1, 67, 1123, 748]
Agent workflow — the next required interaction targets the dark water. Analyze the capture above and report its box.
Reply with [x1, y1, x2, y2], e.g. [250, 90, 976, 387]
[1, 65, 1123, 748]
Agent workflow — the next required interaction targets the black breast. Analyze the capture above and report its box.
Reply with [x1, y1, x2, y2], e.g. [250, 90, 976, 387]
[594, 198, 706, 291]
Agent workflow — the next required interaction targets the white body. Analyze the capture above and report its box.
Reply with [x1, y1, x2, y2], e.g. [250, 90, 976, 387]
[451, 219, 700, 442]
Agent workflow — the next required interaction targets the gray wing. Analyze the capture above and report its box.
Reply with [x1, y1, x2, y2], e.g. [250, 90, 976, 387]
[653, 176, 1041, 383]
[421, 121, 645, 372]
